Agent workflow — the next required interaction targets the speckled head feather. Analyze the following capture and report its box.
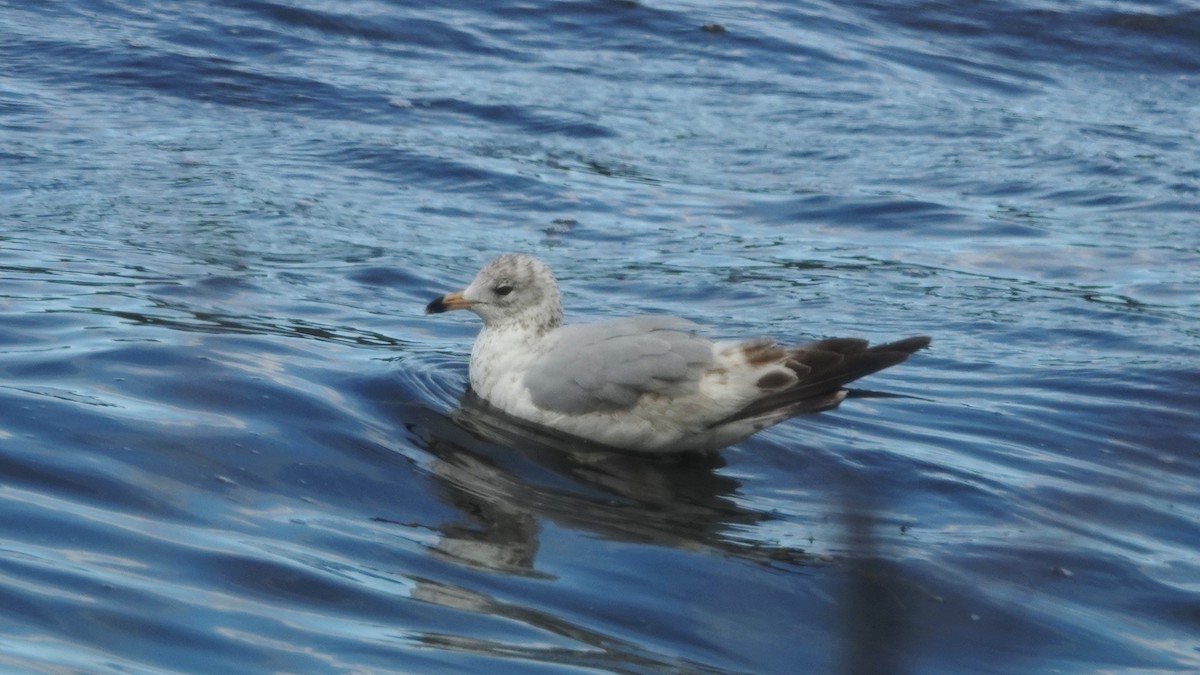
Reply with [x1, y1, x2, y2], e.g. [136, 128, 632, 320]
[458, 254, 564, 333]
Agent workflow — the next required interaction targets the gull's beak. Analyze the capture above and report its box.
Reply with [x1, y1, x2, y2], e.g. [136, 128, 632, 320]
[426, 290, 476, 314]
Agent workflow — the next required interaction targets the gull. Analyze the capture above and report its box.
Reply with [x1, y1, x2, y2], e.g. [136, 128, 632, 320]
[426, 254, 930, 454]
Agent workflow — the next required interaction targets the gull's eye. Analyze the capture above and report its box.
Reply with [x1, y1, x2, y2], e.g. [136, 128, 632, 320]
[494, 284, 514, 297]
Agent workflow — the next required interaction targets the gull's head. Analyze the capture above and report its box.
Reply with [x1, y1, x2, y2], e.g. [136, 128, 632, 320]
[426, 253, 563, 331]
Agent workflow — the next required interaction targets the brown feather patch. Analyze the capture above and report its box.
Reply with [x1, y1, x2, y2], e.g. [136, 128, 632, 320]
[789, 349, 845, 375]
[756, 369, 795, 390]
[739, 338, 785, 366]
[784, 359, 812, 377]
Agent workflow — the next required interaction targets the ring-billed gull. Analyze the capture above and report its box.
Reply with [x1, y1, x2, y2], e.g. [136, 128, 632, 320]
[426, 254, 930, 453]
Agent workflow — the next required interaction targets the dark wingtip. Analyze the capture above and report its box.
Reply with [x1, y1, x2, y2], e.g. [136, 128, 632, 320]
[907, 335, 933, 352]
[425, 297, 447, 314]
[875, 335, 932, 355]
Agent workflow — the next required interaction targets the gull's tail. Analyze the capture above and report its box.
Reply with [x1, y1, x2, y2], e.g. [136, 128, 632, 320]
[711, 335, 932, 428]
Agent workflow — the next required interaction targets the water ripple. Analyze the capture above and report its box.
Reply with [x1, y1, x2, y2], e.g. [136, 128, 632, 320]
[2, 0, 1199, 671]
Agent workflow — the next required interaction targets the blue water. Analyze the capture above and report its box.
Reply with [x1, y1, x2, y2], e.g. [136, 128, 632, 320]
[2, 0, 1199, 672]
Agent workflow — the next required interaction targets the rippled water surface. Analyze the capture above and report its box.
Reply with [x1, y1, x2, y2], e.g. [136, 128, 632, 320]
[2, 0, 1199, 672]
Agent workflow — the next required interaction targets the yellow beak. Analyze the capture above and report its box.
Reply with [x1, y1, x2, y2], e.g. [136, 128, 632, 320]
[425, 290, 477, 314]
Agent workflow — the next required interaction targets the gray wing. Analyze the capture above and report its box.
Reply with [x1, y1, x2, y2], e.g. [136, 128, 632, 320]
[524, 315, 714, 414]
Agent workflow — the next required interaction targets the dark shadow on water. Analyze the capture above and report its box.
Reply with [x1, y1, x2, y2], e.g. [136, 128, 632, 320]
[833, 475, 918, 675]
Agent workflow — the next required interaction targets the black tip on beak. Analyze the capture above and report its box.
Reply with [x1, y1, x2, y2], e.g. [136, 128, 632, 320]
[425, 297, 448, 314]
[426, 290, 473, 314]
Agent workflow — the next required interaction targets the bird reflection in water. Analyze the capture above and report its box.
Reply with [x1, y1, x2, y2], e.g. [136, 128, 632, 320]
[399, 388, 810, 576]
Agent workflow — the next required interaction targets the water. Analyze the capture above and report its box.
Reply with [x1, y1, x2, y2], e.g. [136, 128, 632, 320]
[2, 0, 1199, 672]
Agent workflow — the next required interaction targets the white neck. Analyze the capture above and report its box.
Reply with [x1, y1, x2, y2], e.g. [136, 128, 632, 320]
[469, 323, 553, 403]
